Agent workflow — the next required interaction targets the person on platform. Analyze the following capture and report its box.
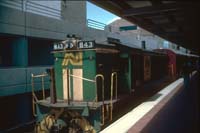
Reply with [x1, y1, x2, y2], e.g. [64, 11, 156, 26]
[196, 58, 200, 73]
[182, 58, 192, 89]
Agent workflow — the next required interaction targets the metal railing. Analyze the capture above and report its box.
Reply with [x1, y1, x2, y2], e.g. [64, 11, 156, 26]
[110, 72, 117, 121]
[26, 1, 61, 19]
[0, 0, 61, 20]
[87, 19, 106, 30]
[95, 74, 104, 103]
[0, 0, 22, 10]
[95, 74, 105, 125]
[31, 73, 48, 117]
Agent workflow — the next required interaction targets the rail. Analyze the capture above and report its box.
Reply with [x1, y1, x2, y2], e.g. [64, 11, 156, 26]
[110, 72, 117, 121]
[67, 72, 106, 125]
[68, 74, 96, 83]
[87, 19, 106, 30]
[95, 74, 105, 125]
[0, 0, 61, 19]
[31, 73, 48, 117]
[0, 0, 22, 10]
[26, 1, 61, 19]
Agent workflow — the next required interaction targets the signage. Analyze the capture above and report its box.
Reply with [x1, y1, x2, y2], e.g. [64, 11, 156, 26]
[62, 52, 83, 66]
[54, 40, 94, 50]
[77, 41, 94, 49]
[54, 42, 74, 50]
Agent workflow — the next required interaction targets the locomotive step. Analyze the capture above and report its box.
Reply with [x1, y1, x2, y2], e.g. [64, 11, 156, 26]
[37, 98, 118, 109]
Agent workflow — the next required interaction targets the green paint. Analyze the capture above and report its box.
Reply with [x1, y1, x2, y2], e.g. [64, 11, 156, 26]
[83, 51, 96, 101]
[54, 52, 64, 99]
[54, 51, 96, 101]
[128, 57, 132, 91]
[120, 53, 129, 58]
[81, 106, 89, 116]
[36, 104, 50, 122]
[119, 54, 132, 92]
[89, 109, 101, 132]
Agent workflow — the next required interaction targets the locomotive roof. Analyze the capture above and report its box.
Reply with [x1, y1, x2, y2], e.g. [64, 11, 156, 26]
[52, 48, 119, 54]
[52, 38, 180, 57]
[95, 40, 168, 57]
[154, 48, 199, 58]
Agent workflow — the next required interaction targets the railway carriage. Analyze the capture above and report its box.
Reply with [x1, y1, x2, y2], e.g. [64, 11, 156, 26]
[154, 48, 198, 78]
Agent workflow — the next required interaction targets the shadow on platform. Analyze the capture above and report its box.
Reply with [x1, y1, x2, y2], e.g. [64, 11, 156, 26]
[141, 72, 200, 133]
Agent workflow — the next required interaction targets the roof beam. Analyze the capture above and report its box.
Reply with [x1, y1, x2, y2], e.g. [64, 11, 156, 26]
[111, 0, 132, 9]
[89, 1, 123, 16]
[123, 3, 180, 16]
[150, 0, 162, 6]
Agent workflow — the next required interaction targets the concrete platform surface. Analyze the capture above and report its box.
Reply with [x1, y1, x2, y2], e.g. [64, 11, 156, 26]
[101, 71, 199, 133]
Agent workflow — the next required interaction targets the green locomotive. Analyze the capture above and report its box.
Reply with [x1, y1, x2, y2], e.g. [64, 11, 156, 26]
[32, 37, 169, 132]
[32, 37, 123, 132]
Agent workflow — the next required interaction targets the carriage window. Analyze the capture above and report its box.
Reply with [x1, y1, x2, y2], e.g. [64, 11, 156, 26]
[163, 41, 169, 48]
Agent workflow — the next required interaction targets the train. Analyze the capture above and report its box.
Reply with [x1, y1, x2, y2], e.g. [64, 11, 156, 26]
[32, 37, 198, 132]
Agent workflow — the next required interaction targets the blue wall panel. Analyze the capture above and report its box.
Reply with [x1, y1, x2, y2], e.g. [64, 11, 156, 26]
[0, 68, 26, 87]
[0, 66, 51, 96]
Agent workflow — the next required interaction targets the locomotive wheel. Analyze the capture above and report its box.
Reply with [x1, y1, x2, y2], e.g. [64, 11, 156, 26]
[69, 117, 96, 133]
[34, 110, 96, 133]
[34, 114, 55, 133]
[64, 111, 96, 133]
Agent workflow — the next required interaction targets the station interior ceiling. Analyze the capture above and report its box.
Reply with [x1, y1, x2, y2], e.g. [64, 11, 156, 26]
[90, 1, 200, 54]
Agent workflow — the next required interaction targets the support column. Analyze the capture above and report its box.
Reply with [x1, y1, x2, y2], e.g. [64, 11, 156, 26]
[12, 37, 28, 67]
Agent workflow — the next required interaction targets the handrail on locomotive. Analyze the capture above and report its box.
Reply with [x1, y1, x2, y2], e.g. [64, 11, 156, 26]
[31, 73, 48, 117]
[110, 72, 117, 121]
[31, 71, 118, 118]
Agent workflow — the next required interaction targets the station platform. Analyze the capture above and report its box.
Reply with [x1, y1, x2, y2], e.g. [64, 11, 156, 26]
[101, 71, 199, 133]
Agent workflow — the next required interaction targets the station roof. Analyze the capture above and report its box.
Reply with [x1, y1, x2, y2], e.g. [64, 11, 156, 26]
[90, 1, 200, 54]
